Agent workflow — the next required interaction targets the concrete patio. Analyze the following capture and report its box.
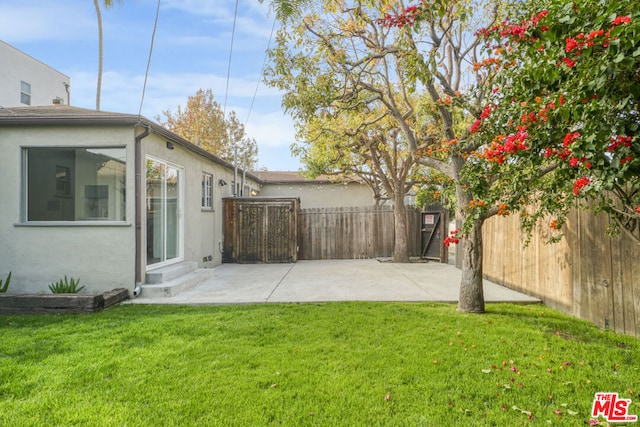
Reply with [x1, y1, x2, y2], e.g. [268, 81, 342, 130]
[129, 259, 540, 305]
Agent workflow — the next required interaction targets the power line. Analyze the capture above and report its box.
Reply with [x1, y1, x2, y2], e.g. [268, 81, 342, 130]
[222, 0, 240, 120]
[245, 17, 277, 127]
[138, 0, 161, 120]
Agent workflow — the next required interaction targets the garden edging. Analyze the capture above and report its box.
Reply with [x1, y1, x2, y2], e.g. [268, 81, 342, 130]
[0, 288, 129, 314]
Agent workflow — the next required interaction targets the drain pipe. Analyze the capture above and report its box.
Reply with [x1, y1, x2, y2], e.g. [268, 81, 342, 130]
[133, 124, 150, 297]
[233, 146, 238, 197]
[241, 151, 246, 196]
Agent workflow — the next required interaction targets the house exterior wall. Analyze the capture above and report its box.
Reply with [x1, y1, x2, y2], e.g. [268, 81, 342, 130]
[259, 181, 373, 209]
[0, 125, 136, 294]
[0, 122, 262, 295]
[0, 41, 70, 107]
[140, 134, 260, 271]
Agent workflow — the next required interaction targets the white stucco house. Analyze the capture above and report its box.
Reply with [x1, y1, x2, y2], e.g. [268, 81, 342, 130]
[0, 40, 71, 107]
[0, 105, 260, 296]
[254, 171, 374, 208]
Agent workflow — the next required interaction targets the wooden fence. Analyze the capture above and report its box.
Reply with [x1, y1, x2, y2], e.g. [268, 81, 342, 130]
[483, 209, 640, 337]
[298, 206, 422, 260]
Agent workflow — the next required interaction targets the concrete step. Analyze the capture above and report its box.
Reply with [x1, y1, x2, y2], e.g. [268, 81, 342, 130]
[140, 268, 215, 298]
[145, 262, 198, 284]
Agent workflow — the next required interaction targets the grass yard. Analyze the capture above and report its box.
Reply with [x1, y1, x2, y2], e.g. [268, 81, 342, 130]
[0, 303, 639, 426]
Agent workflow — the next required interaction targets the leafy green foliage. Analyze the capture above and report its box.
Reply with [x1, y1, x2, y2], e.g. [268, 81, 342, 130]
[472, 0, 640, 241]
[0, 303, 638, 425]
[0, 271, 11, 293]
[415, 169, 455, 215]
[49, 276, 85, 294]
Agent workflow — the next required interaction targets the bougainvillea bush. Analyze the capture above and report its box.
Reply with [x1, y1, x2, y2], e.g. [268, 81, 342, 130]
[471, 0, 639, 241]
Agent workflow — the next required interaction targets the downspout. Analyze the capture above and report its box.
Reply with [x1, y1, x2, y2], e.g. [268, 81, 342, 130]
[241, 151, 246, 196]
[233, 147, 238, 197]
[133, 124, 150, 297]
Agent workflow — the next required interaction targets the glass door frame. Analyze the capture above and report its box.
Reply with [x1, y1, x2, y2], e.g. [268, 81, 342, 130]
[145, 155, 184, 271]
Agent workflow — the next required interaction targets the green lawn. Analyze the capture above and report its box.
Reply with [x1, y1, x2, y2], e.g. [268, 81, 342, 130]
[0, 303, 638, 426]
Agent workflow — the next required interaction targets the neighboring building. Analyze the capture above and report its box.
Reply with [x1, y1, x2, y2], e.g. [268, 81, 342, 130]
[254, 171, 374, 208]
[0, 40, 70, 107]
[0, 106, 260, 296]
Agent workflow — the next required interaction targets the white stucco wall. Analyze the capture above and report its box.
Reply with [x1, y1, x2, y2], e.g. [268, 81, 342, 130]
[140, 133, 260, 271]
[0, 125, 136, 294]
[0, 41, 70, 107]
[259, 181, 374, 209]
[0, 120, 261, 294]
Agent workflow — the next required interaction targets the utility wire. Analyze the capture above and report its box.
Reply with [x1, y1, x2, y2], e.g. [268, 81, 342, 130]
[245, 17, 277, 127]
[138, 0, 161, 120]
[222, 0, 240, 120]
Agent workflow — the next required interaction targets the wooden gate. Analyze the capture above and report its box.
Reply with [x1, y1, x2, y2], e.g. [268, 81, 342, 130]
[420, 207, 448, 263]
[223, 197, 299, 263]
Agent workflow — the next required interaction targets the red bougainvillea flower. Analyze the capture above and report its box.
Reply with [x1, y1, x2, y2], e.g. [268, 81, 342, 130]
[560, 57, 576, 68]
[565, 37, 581, 53]
[607, 135, 633, 151]
[634, 206, 640, 214]
[480, 104, 493, 119]
[563, 131, 580, 147]
[611, 15, 632, 26]
[444, 228, 461, 246]
[572, 177, 592, 195]
[470, 119, 482, 134]
[620, 155, 634, 165]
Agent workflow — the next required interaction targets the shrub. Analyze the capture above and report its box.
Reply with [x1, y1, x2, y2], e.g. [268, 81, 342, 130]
[0, 272, 11, 293]
[49, 276, 84, 294]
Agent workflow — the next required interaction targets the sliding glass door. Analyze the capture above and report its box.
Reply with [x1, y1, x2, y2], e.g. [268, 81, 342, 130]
[146, 157, 183, 268]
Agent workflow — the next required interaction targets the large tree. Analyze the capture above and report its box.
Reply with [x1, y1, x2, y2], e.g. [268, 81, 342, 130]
[266, 0, 505, 312]
[157, 89, 259, 169]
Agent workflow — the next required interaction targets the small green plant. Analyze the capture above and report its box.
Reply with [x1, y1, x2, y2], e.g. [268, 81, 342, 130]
[0, 271, 11, 293]
[49, 276, 84, 294]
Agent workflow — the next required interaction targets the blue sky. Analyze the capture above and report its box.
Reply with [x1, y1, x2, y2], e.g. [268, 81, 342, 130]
[0, 0, 301, 170]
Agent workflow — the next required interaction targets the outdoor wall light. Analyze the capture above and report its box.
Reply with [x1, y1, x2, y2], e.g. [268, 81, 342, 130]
[166, 141, 174, 150]
[218, 179, 227, 186]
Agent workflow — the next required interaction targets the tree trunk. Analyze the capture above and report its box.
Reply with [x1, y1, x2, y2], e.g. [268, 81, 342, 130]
[393, 193, 410, 263]
[457, 217, 485, 313]
[94, 0, 103, 111]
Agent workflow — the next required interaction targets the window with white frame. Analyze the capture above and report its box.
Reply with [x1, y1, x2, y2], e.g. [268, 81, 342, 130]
[202, 173, 213, 209]
[23, 147, 126, 222]
[20, 81, 31, 105]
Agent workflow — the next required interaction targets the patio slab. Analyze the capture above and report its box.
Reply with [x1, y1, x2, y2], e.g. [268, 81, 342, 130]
[128, 260, 540, 305]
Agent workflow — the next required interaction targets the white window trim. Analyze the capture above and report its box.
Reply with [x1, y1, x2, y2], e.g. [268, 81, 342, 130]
[20, 145, 128, 225]
[145, 155, 185, 271]
[202, 172, 214, 210]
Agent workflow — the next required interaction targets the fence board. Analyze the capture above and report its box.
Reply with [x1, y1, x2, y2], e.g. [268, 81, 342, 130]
[484, 209, 640, 338]
[298, 206, 421, 260]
